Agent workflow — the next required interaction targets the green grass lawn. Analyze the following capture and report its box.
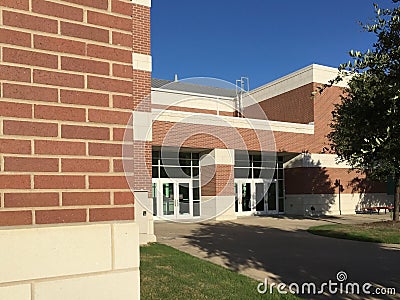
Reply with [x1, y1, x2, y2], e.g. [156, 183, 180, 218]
[308, 221, 400, 244]
[141, 243, 297, 300]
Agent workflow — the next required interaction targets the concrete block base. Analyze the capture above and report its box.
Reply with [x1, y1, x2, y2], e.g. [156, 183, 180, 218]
[0, 222, 140, 300]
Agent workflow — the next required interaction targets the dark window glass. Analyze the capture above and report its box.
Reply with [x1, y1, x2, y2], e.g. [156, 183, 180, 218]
[152, 167, 159, 178]
[179, 159, 191, 166]
[278, 180, 284, 198]
[193, 167, 199, 178]
[279, 197, 284, 212]
[182, 167, 191, 177]
[152, 183, 157, 216]
[235, 151, 249, 161]
[234, 168, 251, 178]
[278, 168, 284, 180]
[252, 154, 262, 162]
[236, 160, 251, 167]
[193, 201, 201, 216]
[160, 151, 179, 159]
[160, 167, 190, 178]
[179, 152, 191, 159]
[160, 158, 179, 166]
[193, 187, 200, 200]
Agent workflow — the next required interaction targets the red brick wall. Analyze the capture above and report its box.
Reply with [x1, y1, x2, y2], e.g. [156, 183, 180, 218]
[153, 121, 274, 152]
[272, 84, 344, 154]
[245, 83, 314, 124]
[0, 0, 150, 226]
[201, 164, 234, 196]
[285, 167, 386, 195]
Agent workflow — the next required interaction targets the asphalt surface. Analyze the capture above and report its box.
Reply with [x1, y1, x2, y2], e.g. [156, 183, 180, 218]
[155, 215, 400, 300]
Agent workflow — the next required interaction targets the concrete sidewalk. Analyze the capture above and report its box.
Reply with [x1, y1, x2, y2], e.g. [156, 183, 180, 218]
[155, 215, 400, 299]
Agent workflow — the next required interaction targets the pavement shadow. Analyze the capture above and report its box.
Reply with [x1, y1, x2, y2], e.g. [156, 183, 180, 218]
[183, 222, 400, 299]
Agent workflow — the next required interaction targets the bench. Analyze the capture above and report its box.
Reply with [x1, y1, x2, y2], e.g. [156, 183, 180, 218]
[358, 206, 394, 214]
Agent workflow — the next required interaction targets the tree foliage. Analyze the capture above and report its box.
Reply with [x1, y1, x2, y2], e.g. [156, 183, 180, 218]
[321, 1, 400, 220]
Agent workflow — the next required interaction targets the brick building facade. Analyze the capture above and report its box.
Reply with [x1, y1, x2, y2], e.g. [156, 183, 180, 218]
[0, 0, 152, 299]
[0, 1, 392, 299]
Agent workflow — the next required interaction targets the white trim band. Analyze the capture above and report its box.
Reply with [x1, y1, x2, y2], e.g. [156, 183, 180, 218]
[153, 109, 314, 134]
[132, 0, 151, 7]
[133, 53, 152, 72]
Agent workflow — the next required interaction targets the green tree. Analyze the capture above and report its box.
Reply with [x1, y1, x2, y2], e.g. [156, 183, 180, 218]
[322, 0, 400, 221]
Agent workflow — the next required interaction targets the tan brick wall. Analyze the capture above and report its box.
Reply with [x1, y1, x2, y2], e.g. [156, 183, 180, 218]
[0, 0, 151, 226]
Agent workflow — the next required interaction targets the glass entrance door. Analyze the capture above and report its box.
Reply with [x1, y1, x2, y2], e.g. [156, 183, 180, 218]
[266, 181, 278, 214]
[154, 180, 193, 219]
[255, 182, 267, 213]
[235, 180, 255, 216]
[235, 179, 278, 215]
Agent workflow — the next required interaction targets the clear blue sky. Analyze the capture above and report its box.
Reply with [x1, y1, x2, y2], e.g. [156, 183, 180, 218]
[151, 0, 395, 89]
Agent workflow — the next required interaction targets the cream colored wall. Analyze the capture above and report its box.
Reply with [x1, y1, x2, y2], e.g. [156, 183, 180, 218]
[285, 193, 393, 216]
[152, 89, 235, 114]
[0, 222, 140, 300]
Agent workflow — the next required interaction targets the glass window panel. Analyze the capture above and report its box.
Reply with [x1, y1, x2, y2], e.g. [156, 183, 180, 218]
[234, 168, 251, 178]
[235, 160, 251, 167]
[278, 180, 284, 198]
[192, 159, 199, 166]
[182, 167, 191, 177]
[160, 158, 179, 166]
[160, 150, 179, 158]
[235, 151, 249, 161]
[152, 151, 160, 158]
[192, 153, 200, 160]
[178, 183, 190, 215]
[152, 183, 157, 216]
[152, 167, 159, 178]
[268, 183, 277, 211]
[279, 197, 285, 212]
[179, 159, 191, 166]
[193, 201, 200, 216]
[278, 168, 284, 180]
[252, 154, 262, 162]
[253, 168, 275, 179]
[152, 158, 159, 165]
[179, 152, 191, 159]
[163, 183, 174, 216]
[253, 160, 262, 168]
[193, 187, 200, 200]
[160, 167, 189, 178]
[242, 183, 251, 211]
[193, 167, 199, 178]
